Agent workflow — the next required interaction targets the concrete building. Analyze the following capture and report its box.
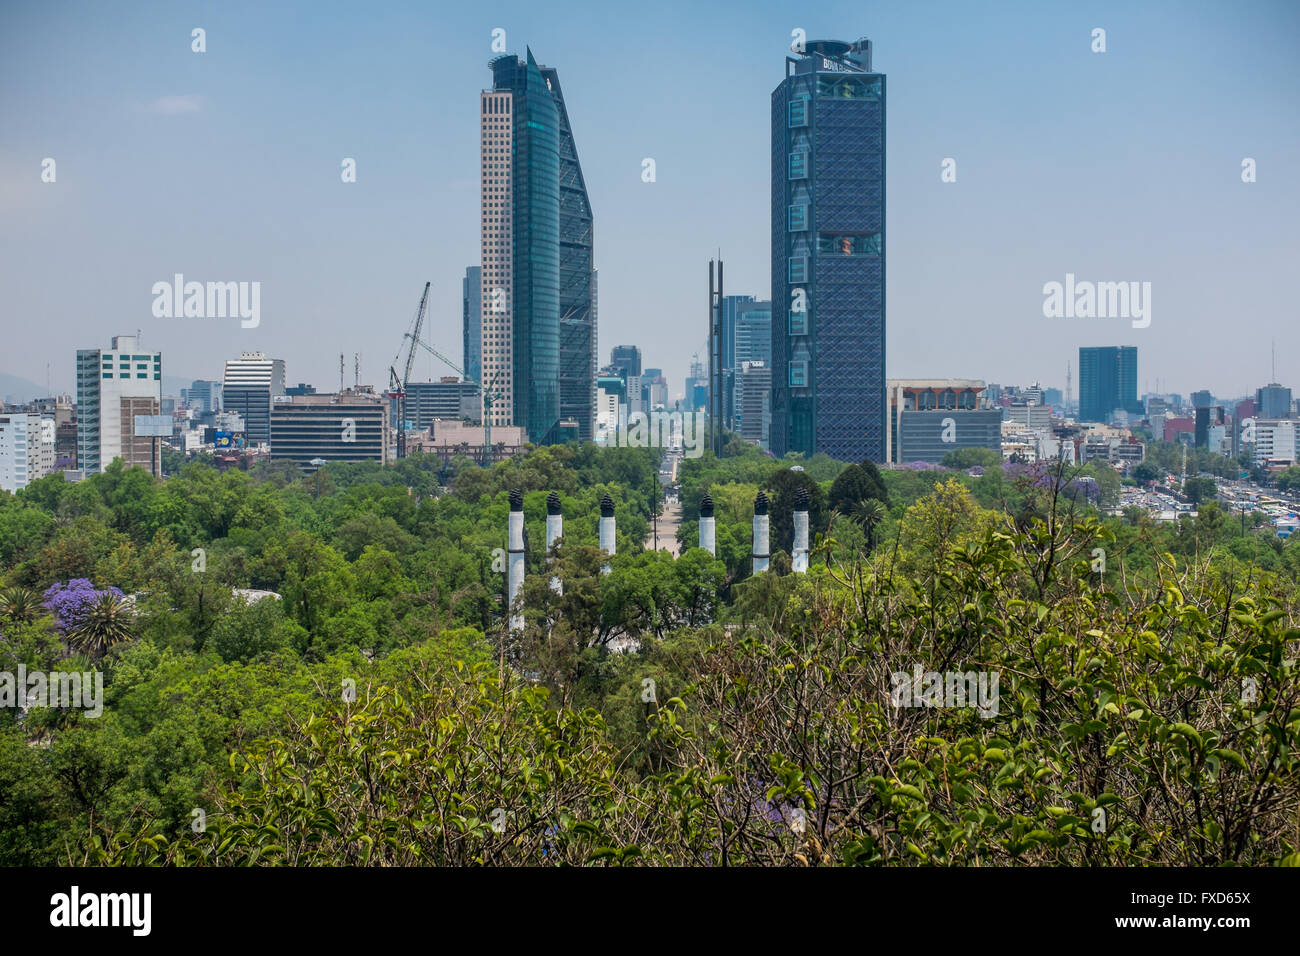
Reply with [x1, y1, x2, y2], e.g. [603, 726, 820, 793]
[886, 380, 1000, 464]
[75, 335, 162, 475]
[1253, 419, 1299, 469]
[0, 413, 56, 491]
[222, 352, 286, 448]
[419, 420, 527, 464]
[402, 379, 481, 429]
[269, 392, 389, 472]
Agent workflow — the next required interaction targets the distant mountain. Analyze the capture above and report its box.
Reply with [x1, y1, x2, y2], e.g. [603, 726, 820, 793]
[0, 372, 55, 404]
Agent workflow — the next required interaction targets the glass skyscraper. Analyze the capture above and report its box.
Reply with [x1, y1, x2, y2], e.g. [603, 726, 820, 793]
[1078, 346, 1141, 423]
[770, 37, 886, 462]
[480, 50, 594, 445]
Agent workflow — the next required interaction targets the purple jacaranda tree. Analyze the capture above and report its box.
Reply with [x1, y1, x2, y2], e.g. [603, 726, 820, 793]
[43, 579, 124, 634]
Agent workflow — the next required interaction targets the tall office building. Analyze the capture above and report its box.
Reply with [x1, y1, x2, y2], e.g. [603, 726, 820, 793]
[771, 37, 886, 462]
[463, 266, 482, 387]
[539, 63, 597, 442]
[1256, 383, 1293, 419]
[720, 297, 772, 429]
[185, 380, 223, 416]
[1078, 346, 1141, 423]
[222, 352, 286, 446]
[75, 335, 162, 475]
[481, 50, 594, 444]
[609, 345, 642, 379]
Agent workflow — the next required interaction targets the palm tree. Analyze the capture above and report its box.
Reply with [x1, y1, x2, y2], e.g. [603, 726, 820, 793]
[0, 586, 42, 624]
[67, 592, 134, 660]
[853, 498, 888, 551]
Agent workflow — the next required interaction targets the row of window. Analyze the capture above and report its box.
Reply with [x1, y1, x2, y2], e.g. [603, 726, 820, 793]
[102, 373, 162, 379]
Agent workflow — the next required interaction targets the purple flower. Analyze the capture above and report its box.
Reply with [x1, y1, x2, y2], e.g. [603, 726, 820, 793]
[42, 579, 124, 633]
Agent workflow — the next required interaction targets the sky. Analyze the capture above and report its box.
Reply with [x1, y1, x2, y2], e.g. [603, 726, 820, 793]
[1, 0, 1298, 404]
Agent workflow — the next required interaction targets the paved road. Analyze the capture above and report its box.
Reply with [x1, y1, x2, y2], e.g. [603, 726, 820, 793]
[646, 498, 682, 556]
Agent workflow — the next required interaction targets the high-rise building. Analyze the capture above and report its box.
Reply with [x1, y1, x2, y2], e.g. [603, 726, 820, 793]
[737, 361, 772, 446]
[403, 379, 481, 428]
[539, 64, 597, 443]
[481, 50, 594, 445]
[1256, 383, 1293, 419]
[463, 266, 482, 387]
[1078, 346, 1140, 423]
[75, 335, 162, 475]
[609, 345, 642, 379]
[222, 352, 286, 447]
[771, 37, 886, 462]
[185, 380, 223, 415]
[721, 297, 772, 430]
[1191, 389, 1214, 410]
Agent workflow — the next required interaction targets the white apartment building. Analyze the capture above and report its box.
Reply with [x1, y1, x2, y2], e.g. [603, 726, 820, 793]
[1253, 419, 1298, 468]
[0, 413, 56, 492]
[75, 335, 162, 476]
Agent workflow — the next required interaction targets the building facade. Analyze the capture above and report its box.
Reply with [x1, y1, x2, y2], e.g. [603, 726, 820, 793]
[1256, 383, 1293, 419]
[269, 393, 389, 472]
[0, 413, 56, 491]
[886, 380, 1000, 464]
[771, 37, 886, 462]
[463, 265, 483, 388]
[1078, 346, 1140, 423]
[222, 352, 286, 447]
[75, 335, 162, 475]
[481, 49, 592, 446]
[403, 379, 481, 428]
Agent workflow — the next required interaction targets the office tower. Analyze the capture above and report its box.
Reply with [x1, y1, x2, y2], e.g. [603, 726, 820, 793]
[1078, 346, 1140, 423]
[718, 296, 773, 430]
[185, 379, 223, 416]
[222, 352, 286, 447]
[403, 379, 481, 428]
[1191, 389, 1214, 410]
[609, 345, 642, 379]
[771, 37, 886, 462]
[1256, 383, 1293, 419]
[463, 266, 482, 387]
[1195, 406, 1226, 449]
[738, 361, 772, 446]
[482, 50, 593, 445]
[539, 64, 597, 443]
[75, 335, 162, 475]
[270, 393, 390, 473]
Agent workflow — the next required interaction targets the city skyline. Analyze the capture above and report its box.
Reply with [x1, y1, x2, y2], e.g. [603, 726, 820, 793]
[2, 1, 1299, 405]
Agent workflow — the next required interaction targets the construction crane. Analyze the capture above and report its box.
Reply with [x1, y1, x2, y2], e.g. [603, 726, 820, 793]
[387, 282, 431, 459]
[405, 334, 507, 466]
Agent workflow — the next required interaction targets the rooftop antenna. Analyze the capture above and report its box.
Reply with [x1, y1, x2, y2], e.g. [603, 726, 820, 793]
[1272, 339, 1277, 383]
[339, 353, 345, 393]
[354, 352, 360, 388]
[1065, 359, 1071, 412]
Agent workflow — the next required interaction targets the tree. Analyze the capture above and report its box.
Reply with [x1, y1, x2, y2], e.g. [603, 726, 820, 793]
[1132, 461, 1161, 486]
[828, 464, 888, 523]
[939, 446, 1002, 470]
[765, 468, 827, 555]
[1183, 476, 1218, 505]
[66, 591, 134, 660]
[0, 587, 42, 624]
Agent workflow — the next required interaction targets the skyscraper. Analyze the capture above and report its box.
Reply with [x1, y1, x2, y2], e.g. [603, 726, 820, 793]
[76, 335, 162, 475]
[222, 352, 286, 446]
[771, 37, 886, 462]
[481, 50, 594, 445]
[609, 345, 642, 379]
[719, 296, 772, 429]
[1078, 346, 1140, 423]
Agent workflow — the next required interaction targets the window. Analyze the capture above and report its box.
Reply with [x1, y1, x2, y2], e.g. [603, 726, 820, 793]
[102, 373, 112, 379]
[789, 360, 808, 388]
[788, 204, 808, 232]
[817, 233, 882, 256]
[788, 97, 808, 128]
[788, 256, 808, 283]
[789, 308, 808, 335]
[788, 151, 808, 180]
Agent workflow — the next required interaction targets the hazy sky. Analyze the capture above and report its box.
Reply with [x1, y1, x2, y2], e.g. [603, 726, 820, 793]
[2, 0, 1297, 403]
